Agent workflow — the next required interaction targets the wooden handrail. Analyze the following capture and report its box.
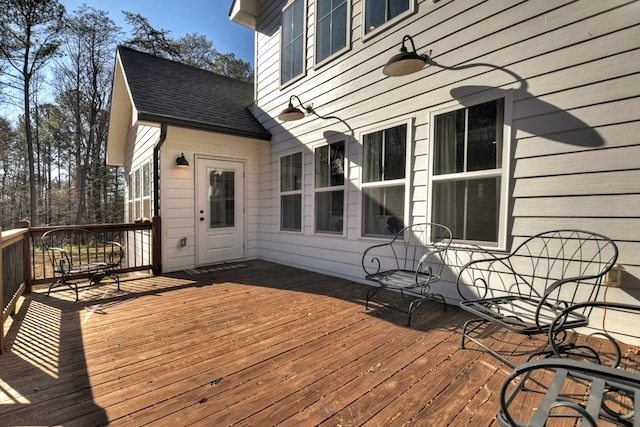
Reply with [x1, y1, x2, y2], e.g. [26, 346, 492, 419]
[1, 220, 161, 353]
[1, 227, 29, 354]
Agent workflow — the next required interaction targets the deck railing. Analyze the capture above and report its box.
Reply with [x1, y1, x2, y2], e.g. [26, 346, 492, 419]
[0, 218, 162, 354]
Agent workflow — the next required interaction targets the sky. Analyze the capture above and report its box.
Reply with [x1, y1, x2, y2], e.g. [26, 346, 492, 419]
[59, 0, 256, 66]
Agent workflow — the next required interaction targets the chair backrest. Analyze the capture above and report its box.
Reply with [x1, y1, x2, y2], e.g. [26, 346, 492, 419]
[510, 230, 617, 300]
[389, 223, 453, 276]
[458, 229, 618, 303]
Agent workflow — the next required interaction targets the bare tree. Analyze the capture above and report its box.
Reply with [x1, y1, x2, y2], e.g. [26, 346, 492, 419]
[123, 12, 254, 83]
[55, 5, 121, 224]
[211, 52, 253, 83]
[175, 33, 218, 70]
[0, 0, 65, 225]
[123, 11, 179, 59]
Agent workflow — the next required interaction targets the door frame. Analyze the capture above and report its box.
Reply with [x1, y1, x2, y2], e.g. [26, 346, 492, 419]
[195, 155, 247, 266]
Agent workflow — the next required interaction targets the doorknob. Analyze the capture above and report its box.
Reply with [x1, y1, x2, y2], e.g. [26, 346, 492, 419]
[200, 217, 205, 221]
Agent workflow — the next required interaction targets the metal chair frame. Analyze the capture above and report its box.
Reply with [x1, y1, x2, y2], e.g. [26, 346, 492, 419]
[456, 229, 618, 367]
[362, 223, 453, 326]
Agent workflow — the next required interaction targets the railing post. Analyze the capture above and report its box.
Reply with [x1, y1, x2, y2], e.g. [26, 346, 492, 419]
[152, 216, 162, 275]
[15, 220, 32, 294]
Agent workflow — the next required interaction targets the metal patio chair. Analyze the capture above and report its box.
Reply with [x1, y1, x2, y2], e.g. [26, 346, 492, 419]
[362, 222, 452, 326]
[498, 302, 640, 426]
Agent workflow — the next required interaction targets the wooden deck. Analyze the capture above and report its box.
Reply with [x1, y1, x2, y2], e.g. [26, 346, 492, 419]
[0, 260, 626, 426]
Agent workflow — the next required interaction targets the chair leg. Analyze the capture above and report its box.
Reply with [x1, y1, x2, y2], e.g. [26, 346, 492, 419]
[461, 318, 488, 349]
[406, 293, 448, 327]
[47, 279, 79, 302]
[110, 273, 120, 291]
[365, 287, 380, 310]
[461, 318, 516, 368]
[430, 293, 447, 312]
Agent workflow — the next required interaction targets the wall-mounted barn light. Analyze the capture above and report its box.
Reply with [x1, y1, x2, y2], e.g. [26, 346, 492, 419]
[277, 94, 353, 133]
[383, 35, 430, 77]
[278, 95, 312, 121]
[176, 153, 189, 168]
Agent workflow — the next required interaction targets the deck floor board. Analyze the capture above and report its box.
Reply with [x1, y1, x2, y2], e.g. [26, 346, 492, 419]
[1, 260, 636, 426]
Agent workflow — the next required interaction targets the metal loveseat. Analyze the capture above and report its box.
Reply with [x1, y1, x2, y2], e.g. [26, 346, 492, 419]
[455, 229, 619, 367]
[42, 227, 123, 301]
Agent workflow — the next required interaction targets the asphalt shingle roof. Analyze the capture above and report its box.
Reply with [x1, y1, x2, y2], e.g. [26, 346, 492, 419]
[117, 45, 270, 140]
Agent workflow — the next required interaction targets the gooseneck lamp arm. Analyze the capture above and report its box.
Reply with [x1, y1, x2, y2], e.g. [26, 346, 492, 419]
[278, 94, 353, 133]
[382, 34, 430, 76]
[277, 95, 309, 121]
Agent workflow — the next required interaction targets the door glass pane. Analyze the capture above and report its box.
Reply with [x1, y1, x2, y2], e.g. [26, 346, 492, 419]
[209, 170, 235, 228]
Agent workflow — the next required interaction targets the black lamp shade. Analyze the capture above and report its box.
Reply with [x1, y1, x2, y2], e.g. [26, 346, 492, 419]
[176, 153, 189, 168]
[278, 103, 305, 121]
[383, 51, 427, 76]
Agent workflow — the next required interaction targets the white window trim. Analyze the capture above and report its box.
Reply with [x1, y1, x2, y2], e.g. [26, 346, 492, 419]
[127, 159, 153, 222]
[313, 0, 352, 69]
[280, 0, 308, 88]
[427, 90, 513, 250]
[279, 150, 304, 233]
[358, 116, 414, 239]
[361, 0, 417, 42]
[312, 137, 348, 237]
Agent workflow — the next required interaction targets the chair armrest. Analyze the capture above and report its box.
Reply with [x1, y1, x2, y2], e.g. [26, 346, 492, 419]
[455, 254, 513, 301]
[548, 301, 640, 367]
[361, 241, 395, 276]
[104, 241, 124, 265]
[46, 246, 72, 274]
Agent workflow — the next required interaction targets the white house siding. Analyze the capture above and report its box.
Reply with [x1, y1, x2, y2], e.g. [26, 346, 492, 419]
[250, 0, 640, 303]
[125, 124, 159, 269]
[160, 126, 266, 272]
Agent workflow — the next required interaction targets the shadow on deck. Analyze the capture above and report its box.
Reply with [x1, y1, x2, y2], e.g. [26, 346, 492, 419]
[0, 260, 591, 425]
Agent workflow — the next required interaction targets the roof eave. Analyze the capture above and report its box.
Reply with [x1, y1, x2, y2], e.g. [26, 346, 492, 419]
[229, 0, 257, 30]
[137, 112, 271, 141]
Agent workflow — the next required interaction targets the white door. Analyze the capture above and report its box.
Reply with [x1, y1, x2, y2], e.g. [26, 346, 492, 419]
[196, 158, 245, 266]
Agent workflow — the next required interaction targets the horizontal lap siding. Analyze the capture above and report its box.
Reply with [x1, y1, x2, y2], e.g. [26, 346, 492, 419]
[161, 127, 264, 272]
[254, 0, 640, 296]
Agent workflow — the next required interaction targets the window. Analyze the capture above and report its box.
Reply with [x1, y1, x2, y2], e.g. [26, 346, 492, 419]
[127, 161, 152, 222]
[362, 123, 408, 237]
[431, 98, 506, 246]
[209, 170, 235, 228]
[315, 0, 348, 64]
[364, 0, 412, 35]
[280, 152, 303, 231]
[281, 0, 306, 85]
[314, 141, 345, 234]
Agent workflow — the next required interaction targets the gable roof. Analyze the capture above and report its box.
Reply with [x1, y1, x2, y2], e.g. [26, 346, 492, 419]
[116, 45, 270, 141]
